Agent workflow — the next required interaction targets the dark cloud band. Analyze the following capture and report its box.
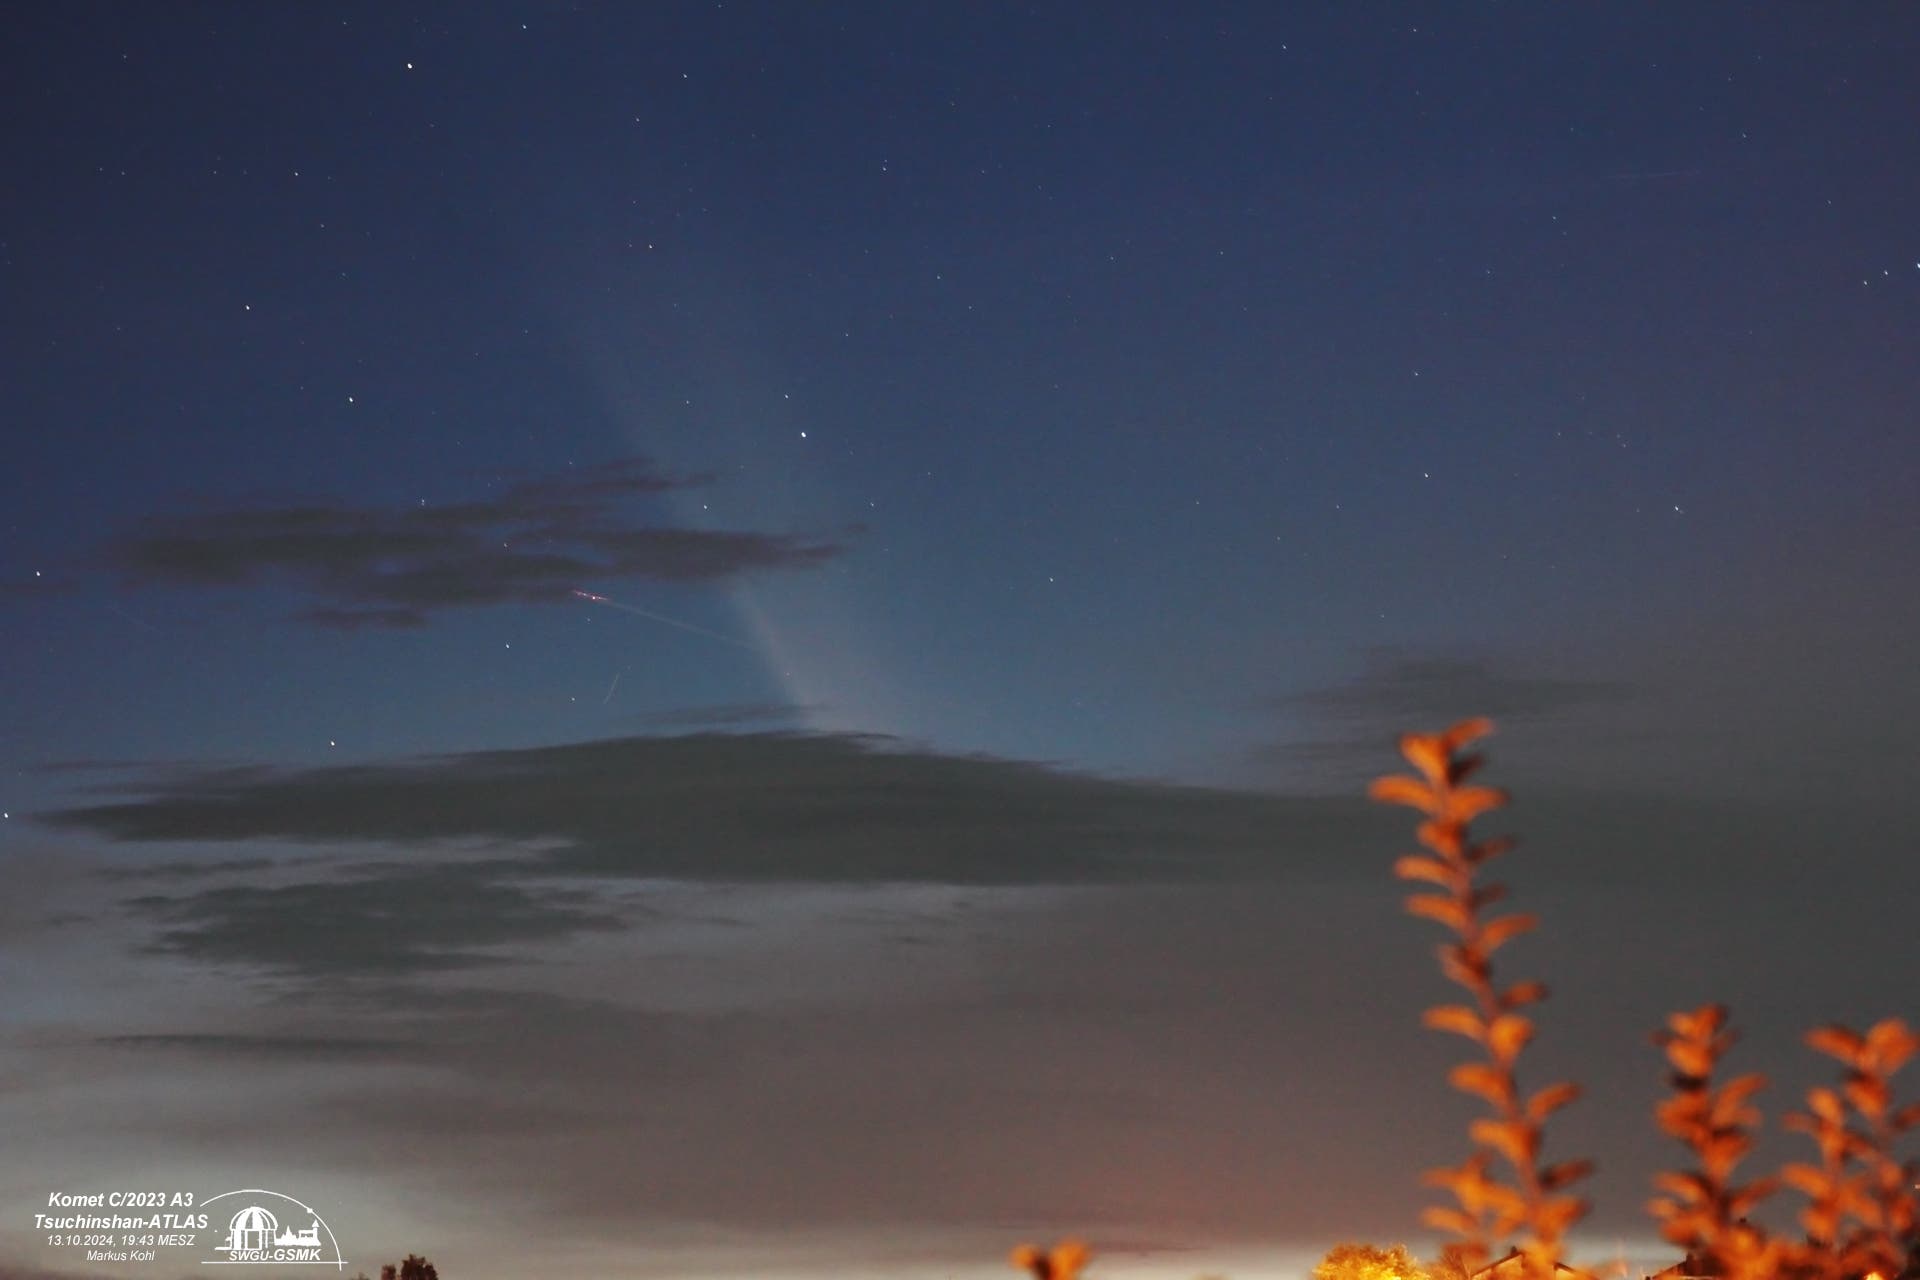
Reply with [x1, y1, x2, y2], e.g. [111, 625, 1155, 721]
[101, 457, 846, 626]
[48, 732, 1358, 888]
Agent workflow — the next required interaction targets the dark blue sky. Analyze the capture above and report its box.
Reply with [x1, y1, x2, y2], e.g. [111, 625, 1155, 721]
[3, 6, 1918, 1279]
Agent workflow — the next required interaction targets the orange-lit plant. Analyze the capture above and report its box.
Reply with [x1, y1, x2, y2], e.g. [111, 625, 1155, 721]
[1010, 1238, 1092, 1280]
[1644, 1010, 1920, 1280]
[1369, 719, 1590, 1280]
[1007, 718, 1920, 1280]
[1370, 720, 1920, 1280]
[1782, 1019, 1920, 1280]
[1648, 1004, 1783, 1280]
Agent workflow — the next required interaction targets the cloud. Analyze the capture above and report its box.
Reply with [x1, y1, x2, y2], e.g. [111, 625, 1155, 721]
[120, 859, 629, 978]
[46, 732, 1359, 889]
[99, 457, 846, 626]
[56, 883, 1467, 1256]
[1283, 651, 1627, 724]
[96, 1033, 403, 1057]
[36, 732, 1369, 987]
[0, 846, 108, 941]
[626, 702, 817, 729]
[99, 856, 282, 881]
[1256, 650, 1630, 791]
[66, 871, 1884, 1267]
[26, 758, 169, 776]
[19, 747, 1920, 1272]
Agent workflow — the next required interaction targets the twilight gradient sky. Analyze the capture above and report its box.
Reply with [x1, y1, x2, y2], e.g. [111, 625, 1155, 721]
[3, 6, 1918, 1279]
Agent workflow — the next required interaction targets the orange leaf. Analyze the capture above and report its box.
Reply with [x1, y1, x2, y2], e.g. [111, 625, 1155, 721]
[1011, 1242, 1089, 1280]
[1710, 1073, 1768, 1128]
[1465, 834, 1515, 864]
[1663, 1038, 1713, 1079]
[1478, 913, 1537, 954]
[1806, 1024, 1865, 1064]
[1399, 733, 1449, 784]
[1843, 1074, 1889, 1120]
[1726, 1178, 1778, 1218]
[1483, 1184, 1529, 1230]
[1653, 1171, 1710, 1202]
[1394, 854, 1458, 888]
[1531, 1194, 1588, 1240]
[1438, 942, 1488, 989]
[1864, 1017, 1918, 1073]
[1406, 893, 1471, 932]
[1469, 883, 1509, 911]
[1837, 1182, 1878, 1221]
[1440, 717, 1495, 752]
[1779, 1163, 1829, 1198]
[1540, 1159, 1593, 1191]
[1501, 980, 1549, 1009]
[1701, 1131, 1753, 1181]
[1370, 774, 1440, 813]
[1423, 1004, 1487, 1042]
[1804, 1085, 1845, 1125]
[1048, 1242, 1091, 1280]
[1526, 1081, 1581, 1123]
[1446, 785, 1508, 823]
[1450, 1062, 1515, 1108]
[1421, 1206, 1480, 1238]
[1667, 1004, 1729, 1041]
[1655, 1092, 1707, 1138]
[1486, 1013, 1534, 1067]
[1424, 1156, 1496, 1215]
[1470, 1116, 1536, 1169]
[1416, 819, 1466, 857]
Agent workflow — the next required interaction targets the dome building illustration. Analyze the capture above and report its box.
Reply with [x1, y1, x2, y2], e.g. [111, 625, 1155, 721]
[222, 1205, 279, 1254]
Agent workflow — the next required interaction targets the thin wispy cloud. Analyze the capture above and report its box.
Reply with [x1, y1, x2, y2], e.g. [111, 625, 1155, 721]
[1257, 651, 1631, 791]
[99, 457, 848, 628]
[96, 1033, 404, 1058]
[625, 701, 817, 729]
[1284, 652, 1628, 724]
[119, 859, 629, 978]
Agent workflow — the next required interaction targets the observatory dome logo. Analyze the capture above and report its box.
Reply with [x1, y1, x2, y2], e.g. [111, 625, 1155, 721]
[202, 1189, 346, 1268]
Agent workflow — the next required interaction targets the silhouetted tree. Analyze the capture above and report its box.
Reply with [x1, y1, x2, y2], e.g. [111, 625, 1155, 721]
[373, 1256, 436, 1280]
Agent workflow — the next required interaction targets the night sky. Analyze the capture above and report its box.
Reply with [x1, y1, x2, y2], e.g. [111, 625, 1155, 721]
[4, 6, 1918, 1279]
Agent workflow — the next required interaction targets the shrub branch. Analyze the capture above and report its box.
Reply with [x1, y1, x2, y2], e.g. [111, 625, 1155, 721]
[1371, 718, 1590, 1280]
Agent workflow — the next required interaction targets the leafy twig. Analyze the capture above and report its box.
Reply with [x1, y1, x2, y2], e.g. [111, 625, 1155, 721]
[1371, 719, 1589, 1280]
